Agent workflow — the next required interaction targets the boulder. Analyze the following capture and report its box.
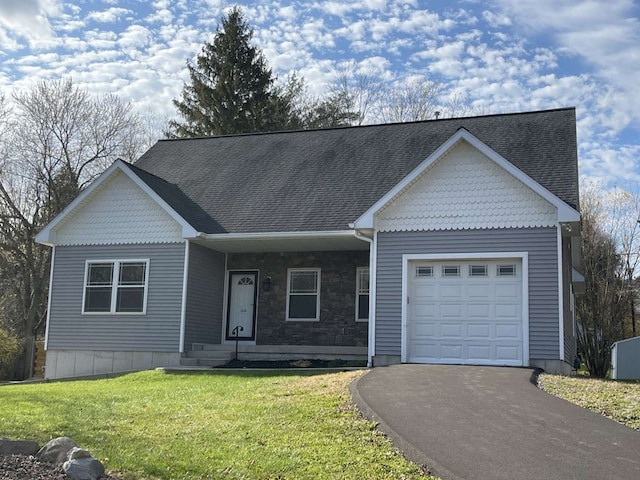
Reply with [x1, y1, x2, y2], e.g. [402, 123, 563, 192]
[63, 455, 105, 480]
[0, 438, 40, 456]
[35, 436, 78, 463]
[67, 447, 93, 460]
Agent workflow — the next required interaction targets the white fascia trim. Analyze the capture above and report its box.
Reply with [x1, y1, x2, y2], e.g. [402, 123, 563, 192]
[179, 240, 190, 353]
[35, 159, 198, 245]
[400, 251, 530, 366]
[44, 246, 55, 351]
[353, 128, 580, 229]
[557, 225, 565, 362]
[198, 230, 358, 241]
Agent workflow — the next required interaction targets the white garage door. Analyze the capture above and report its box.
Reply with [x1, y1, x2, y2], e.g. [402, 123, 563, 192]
[408, 259, 523, 366]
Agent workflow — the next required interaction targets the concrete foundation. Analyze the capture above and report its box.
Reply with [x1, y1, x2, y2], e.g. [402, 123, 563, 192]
[44, 350, 181, 379]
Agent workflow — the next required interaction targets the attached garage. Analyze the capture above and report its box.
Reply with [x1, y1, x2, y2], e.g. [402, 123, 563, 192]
[402, 255, 529, 367]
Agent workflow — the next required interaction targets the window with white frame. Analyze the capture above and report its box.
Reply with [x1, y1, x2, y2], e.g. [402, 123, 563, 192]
[83, 260, 149, 314]
[286, 268, 320, 321]
[356, 267, 369, 321]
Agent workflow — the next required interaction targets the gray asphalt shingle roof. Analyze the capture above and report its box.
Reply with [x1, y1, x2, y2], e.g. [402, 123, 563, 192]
[132, 108, 579, 234]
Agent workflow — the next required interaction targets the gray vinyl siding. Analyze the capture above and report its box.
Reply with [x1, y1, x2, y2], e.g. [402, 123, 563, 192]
[375, 227, 560, 360]
[562, 237, 577, 363]
[183, 243, 225, 348]
[48, 243, 185, 351]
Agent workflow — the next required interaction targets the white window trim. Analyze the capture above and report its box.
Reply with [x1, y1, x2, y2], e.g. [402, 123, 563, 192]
[82, 259, 150, 315]
[356, 267, 370, 322]
[285, 268, 321, 322]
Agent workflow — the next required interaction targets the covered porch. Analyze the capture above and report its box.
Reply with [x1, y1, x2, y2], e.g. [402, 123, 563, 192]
[180, 231, 371, 366]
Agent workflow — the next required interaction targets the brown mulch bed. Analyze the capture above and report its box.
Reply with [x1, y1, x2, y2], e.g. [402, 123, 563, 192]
[218, 358, 366, 369]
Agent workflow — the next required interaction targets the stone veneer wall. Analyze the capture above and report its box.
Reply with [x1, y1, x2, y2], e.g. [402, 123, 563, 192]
[227, 251, 369, 347]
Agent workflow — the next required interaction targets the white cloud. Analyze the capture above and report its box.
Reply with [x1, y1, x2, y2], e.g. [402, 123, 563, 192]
[494, 0, 640, 135]
[0, 0, 62, 46]
[86, 7, 132, 24]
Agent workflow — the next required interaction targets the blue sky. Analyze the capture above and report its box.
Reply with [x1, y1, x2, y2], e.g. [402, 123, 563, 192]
[0, 0, 639, 189]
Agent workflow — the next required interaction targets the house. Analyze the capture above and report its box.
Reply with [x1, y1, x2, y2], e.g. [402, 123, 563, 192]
[36, 108, 582, 378]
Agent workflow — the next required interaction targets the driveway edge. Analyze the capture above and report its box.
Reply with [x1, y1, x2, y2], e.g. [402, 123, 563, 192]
[350, 371, 461, 480]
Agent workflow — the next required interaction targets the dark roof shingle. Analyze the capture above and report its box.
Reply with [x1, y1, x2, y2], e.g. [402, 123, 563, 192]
[133, 108, 579, 234]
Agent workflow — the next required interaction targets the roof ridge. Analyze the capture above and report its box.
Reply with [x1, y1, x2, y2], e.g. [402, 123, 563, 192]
[157, 107, 576, 142]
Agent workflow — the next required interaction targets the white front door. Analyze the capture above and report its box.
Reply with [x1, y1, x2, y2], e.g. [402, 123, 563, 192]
[226, 272, 257, 340]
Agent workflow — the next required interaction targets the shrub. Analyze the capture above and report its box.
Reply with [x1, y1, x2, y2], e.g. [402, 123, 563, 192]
[0, 327, 20, 380]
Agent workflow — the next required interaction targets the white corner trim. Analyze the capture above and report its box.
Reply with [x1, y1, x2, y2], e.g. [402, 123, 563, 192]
[44, 246, 55, 351]
[353, 129, 579, 229]
[35, 160, 198, 246]
[179, 240, 190, 353]
[557, 225, 565, 362]
[400, 251, 530, 366]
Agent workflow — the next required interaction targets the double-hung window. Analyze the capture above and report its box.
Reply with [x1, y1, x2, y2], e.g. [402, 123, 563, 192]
[286, 268, 320, 321]
[356, 267, 369, 322]
[83, 260, 149, 314]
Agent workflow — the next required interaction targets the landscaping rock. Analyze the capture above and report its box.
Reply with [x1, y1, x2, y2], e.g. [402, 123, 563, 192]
[67, 447, 93, 460]
[35, 436, 78, 463]
[0, 438, 40, 456]
[63, 455, 105, 480]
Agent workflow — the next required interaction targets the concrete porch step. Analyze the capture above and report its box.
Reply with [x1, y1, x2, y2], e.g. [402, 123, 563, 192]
[179, 357, 230, 367]
[181, 347, 234, 367]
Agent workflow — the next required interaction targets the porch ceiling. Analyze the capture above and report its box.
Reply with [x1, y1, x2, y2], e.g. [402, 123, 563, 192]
[191, 230, 370, 253]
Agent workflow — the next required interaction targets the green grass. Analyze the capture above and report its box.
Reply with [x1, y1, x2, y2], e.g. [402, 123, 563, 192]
[0, 370, 436, 479]
[538, 374, 640, 430]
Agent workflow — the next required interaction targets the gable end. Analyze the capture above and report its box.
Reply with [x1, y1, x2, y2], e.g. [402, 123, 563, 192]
[375, 140, 558, 232]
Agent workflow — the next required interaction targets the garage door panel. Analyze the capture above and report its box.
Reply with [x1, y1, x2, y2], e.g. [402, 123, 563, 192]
[496, 323, 520, 339]
[412, 322, 437, 337]
[440, 322, 463, 337]
[467, 344, 492, 361]
[408, 259, 523, 367]
[495, 303, 519, 319]
[496, 284, 519, 299]
[441, 304, 463, 318]
[468, 284, 491, 298]
[410, 341, 438, 360]
[496, 345, 521, 361]
[414, 301, 438, 318]
[440, 284, 463, 298]
[414, 284, 436, 299]
[440, 344, 463, 359]
[467, 323, 491, 339]
[468, 303, 491, 318]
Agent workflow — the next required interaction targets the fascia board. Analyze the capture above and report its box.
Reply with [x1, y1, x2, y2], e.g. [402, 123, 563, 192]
[198, 230, 356, 241]
[35, 159, 198, 245]
[353, 128, 580, 228]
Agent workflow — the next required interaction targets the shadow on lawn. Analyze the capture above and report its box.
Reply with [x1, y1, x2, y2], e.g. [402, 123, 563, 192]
[162, 358, 367, 377]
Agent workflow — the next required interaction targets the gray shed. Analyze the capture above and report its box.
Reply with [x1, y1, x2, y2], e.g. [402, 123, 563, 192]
[611, 336, 640, 380]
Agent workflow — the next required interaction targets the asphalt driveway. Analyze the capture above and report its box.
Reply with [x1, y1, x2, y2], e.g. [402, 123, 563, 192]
[351, 364, 640, 480]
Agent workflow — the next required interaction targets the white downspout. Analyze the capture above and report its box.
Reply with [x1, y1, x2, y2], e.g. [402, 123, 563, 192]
[44, 246, 56, 352]
[354, 230, 375, 367]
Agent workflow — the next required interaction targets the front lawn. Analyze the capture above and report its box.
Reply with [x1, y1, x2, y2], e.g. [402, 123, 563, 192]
[538, 374, 640, 430]
[0, 369, 435, 479]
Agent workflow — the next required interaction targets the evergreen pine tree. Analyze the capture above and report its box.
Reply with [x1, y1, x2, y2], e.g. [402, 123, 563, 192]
[169, 7, 295, 137]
